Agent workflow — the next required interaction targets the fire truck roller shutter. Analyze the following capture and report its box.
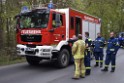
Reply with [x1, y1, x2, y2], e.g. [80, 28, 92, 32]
[82, 20, 89, 40]
[89, 22, 96, 41]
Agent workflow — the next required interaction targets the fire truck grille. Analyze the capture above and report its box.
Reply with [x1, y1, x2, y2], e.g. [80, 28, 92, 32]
[25, 51, 36, 55]
[21, 35, 42, 42]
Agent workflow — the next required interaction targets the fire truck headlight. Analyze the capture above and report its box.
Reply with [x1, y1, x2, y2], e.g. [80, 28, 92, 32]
[43, 49, 51, 52]
[16, 47, 20, 51]
[40, 49, 51, 52]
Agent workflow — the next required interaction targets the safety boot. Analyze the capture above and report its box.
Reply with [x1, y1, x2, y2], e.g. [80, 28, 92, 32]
[101, 67, 108, 72]
[100, 63, 103, 68]
[110, 68, 115, 72]
[80, 73, 85, 78]
[80, 75, 85, 78]
[72, 75, 80, 80]
[94, 62, 99, 67]
[85, 70, 91, 76]
[72, 76, 80, 80]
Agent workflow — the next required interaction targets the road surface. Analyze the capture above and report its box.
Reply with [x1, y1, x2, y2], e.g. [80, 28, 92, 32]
[0, 49, 124, 83]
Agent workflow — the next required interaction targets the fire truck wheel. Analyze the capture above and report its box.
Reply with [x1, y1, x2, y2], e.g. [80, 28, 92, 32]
[26, 56, 41, 66]
[57, 49, 70, 68]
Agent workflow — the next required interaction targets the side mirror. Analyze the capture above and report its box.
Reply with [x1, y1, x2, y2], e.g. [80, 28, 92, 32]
[16, 24, 20, 33]
[16, 28, 19, 33]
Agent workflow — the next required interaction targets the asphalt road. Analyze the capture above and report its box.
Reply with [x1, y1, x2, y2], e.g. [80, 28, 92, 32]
[0, 49, 124, 83]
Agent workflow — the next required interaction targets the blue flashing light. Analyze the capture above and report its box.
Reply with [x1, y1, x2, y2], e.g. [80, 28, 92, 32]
[48, 2, 54, 9]
[21, 6, 30, 13]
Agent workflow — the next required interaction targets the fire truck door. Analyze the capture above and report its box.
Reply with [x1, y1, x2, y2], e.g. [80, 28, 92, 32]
[52, 13, 65, 44]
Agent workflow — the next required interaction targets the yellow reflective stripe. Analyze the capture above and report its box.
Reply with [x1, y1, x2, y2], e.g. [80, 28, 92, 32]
[116, 43, 120, 46]
[88, 39, 92, 41]
[96, 60, 99, 62]
[110, 49, 115, 51]
[105, 65, 108, 67]
[96, 60, 103, 62]
[86, 67, 91, 69]
[100, 60, 103, 62]
[112, 65, 115, 68]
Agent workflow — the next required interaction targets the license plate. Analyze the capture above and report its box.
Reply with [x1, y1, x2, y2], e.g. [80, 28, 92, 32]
[26, 48, 34, 51]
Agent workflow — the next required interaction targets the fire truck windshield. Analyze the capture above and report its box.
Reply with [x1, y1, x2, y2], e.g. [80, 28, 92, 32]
[18, 10, 49, 29]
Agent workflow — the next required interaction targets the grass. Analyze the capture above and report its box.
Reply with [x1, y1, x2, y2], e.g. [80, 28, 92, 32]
[0, 49, 26, 66]
[0, 56, 26, 66]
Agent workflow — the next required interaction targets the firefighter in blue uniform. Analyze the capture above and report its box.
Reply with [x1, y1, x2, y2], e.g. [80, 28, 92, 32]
[102, 32, 120, 72]
[94, 33, 105, 67]
[121, 37, 124, 48]
[115, 37, 120, 54]
[118, 34, 124, 48]
[84, 32, 92, 75]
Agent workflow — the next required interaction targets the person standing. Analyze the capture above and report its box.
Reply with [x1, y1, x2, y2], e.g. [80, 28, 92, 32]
[102, 32, 120, 72]
[121, 37, 124, 48]
[68, 35, 78, 63]
[84, 32, 92, 75]
[68, 35, 78, 44]
[72, 34, 86, 79]
[118, 34, 124, 48]
[94, 33, 105, 67]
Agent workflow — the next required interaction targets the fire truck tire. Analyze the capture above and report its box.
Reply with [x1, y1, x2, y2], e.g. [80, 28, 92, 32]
[26, 56, 41, 66]
[57, 49, 70, 68]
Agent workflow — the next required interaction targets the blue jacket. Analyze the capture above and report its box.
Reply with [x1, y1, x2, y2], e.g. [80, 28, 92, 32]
[106, 37, 120, 54]
[118, 37, 124, 48]
[115, 38, 120, 52]
[122, 38, 124, 48]
[85, 37, 92, 51]
[85, 37, 92, 47]
[94, 37, 105, 52]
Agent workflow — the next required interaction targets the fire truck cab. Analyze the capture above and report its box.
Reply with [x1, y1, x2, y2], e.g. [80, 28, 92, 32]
[15, 6, 101, 68]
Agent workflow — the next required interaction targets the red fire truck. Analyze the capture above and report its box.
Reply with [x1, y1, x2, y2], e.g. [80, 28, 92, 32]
[15, 5, 101, 68]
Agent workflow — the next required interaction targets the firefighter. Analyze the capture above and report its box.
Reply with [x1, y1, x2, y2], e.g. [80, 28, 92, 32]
[90, 41, 95, 60]
[121, 37, 124, 48]
[68, 35, 78, 44]
[119, 34, 124, 48]
[72, 34, 86, 79]
[84, 32, 92, 75]
[94, 33, 105, 67]
[68, 35, 78, 63]
[102, 32, 120, 72]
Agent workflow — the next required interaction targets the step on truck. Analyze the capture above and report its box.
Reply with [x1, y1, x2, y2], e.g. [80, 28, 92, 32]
[15, 2, 101, 68]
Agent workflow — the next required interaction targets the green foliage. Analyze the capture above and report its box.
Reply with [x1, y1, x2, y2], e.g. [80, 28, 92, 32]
[1, 0, 124, 34]
[85, 0, 124, 38]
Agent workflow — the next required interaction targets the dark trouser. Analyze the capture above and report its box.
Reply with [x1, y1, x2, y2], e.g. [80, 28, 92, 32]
[105, 52, 116, 70]
[84, 51, 91, 75]
[94, 52, 104, 66]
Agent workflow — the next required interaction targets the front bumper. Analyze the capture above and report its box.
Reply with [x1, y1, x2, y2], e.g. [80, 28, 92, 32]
[16, 44, 56, 58]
